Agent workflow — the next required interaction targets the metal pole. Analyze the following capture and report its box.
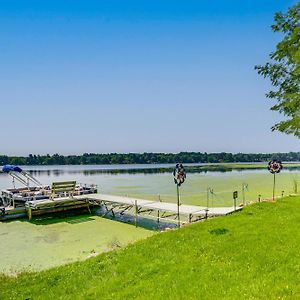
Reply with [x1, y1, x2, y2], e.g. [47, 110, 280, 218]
[206, 188, 209, 208]
[273, 173, 276, 201]
[206, 188, 209, 209]
[135, 200, 138, 227]
[158, 193, 161, 228]
[206, 188, 210, 219]
[177, 184, 180, 228]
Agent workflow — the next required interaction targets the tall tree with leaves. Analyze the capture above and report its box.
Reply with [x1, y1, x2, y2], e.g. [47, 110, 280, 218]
[256, 3, 300, 138]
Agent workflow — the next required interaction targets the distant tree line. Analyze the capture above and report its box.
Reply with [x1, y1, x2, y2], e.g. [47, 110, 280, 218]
[0, 152, 300, 166]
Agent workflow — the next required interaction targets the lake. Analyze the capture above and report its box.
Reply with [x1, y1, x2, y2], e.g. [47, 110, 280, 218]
[1, 164, 300, 207]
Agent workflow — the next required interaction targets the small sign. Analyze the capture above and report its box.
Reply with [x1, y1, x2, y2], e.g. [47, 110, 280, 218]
[233, 191, 238, 199]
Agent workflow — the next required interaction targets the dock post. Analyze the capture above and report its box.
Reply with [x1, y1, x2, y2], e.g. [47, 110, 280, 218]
[258, 194, 261, 202]
[272, 173, 276, 201]
[28, 208, 32, 221]
[177, 185, 180, 228]
[157, 210, 160, 229]
[135, 200, 138, 227]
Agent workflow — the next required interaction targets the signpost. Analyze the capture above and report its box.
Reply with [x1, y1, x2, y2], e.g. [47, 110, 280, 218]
[268, 160, 283, 201]
[173, 163, 186, 227]
[233, 191, 238, 210]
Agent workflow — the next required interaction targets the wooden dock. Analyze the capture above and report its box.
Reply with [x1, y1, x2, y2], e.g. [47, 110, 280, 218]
[26, 193, 242, 223]
[77, 193, 241, 217]
[1, 193, 242, 225]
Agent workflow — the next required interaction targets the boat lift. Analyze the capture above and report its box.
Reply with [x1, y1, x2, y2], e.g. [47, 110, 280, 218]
[2, 165, 44, 189]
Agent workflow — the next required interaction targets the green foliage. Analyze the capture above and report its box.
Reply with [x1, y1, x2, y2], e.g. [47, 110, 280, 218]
[1, 197, 300, 299]
[256, 3, 300, 137]
[1, 151, 300, 166]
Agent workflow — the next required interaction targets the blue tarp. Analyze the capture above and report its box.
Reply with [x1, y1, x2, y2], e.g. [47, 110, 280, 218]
[2, 165, 23, 173]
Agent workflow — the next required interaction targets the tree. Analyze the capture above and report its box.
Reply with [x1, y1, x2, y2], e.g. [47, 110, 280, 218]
[256, 3, 300, 138]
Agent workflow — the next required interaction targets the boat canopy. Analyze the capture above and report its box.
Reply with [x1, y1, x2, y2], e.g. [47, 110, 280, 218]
[2, 165, 23, 173]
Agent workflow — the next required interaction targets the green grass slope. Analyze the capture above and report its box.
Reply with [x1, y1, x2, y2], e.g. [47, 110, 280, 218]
[1, 197, 300, 299]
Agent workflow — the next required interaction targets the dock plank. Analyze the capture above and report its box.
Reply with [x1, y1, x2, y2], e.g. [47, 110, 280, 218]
[80, 194, 241, 216]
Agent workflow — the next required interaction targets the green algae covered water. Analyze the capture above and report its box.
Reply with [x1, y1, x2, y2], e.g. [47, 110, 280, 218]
[0, 214, 153, 275]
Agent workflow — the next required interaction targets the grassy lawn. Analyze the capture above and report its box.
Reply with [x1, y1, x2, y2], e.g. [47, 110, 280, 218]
[1, 197, 300, 299]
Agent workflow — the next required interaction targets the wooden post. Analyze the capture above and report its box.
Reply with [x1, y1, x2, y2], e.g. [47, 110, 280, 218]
[177, 184, 180, 228]
[258, 194, 261, 202]
[242, 184, 245, 206]
[135, 200, 138, 227]
[272, 173, 276, 201]
[28, 208, 32, 220]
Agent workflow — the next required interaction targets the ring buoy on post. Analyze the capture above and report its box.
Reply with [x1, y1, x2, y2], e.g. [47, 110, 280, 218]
[268, 160, 283, 201]
[268, 160, 283, 174]
[173, 163, 186, 186]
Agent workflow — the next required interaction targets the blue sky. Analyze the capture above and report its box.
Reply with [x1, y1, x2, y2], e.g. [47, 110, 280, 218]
[0, 0, 299, 155]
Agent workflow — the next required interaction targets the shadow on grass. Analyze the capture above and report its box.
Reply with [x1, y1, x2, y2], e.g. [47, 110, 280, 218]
[209, 228, 229, 235]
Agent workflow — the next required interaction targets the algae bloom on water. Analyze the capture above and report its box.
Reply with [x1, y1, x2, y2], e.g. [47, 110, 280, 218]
[0, 214, 153, 275]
